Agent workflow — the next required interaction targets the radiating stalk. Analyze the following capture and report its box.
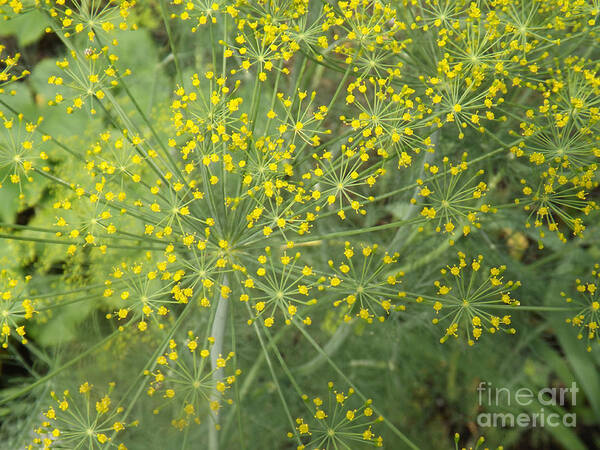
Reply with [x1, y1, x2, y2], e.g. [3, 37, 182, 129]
[209, 275, 229, 450]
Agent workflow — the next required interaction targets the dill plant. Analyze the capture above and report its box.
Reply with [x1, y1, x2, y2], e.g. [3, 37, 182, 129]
[0, 0, 598, 449]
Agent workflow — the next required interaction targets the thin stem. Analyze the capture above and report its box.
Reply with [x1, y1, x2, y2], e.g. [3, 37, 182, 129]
[248, 310, 301, 447]
[159, 0, 183, 86]
[209, 275, 229, 450]
[293, 320, 354, 375]
[220, 326, 288, 440]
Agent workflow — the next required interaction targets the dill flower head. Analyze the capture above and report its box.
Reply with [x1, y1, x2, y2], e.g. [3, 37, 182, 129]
[329, 241, 405, 323]
[343, 78, 431, 161]
[104, 260, 189, 332]
[31, 382, 134, 449]
[414, 252, 520, 346]
[414, 155, 494, 243]
[0, 112, 49, 195]
[516, 164, 598, 246]
[47, 0, 135, 40]
[0, 46, 30, 91]
[0, 270, 35, 348]
[47, 45, 124, 115]
[0, 0, 27, 15]
[146, 332, 238, 429]
[289, 382, 383, 450]
[308, 143, 380, 220]
[563, 263, 600, 352]
[84, 129, 150, 187]
[425, 66, 505, 140]
[238, 245, 317, 327]
[520, 95, 600, 170]
[172, 0, 231, 28]
[275, 90, 331, 147]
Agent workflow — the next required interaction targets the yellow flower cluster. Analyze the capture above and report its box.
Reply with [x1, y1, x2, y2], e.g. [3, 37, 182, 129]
[0, 0, 597, 446]
[411, 252, 520, 346]
[290, 382, 384, 449]
[146, 332, 239, 429]
[563, 263, 600, 352]
[30, 382, 134, 450]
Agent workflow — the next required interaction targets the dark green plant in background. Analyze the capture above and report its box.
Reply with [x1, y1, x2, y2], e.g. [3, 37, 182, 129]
[0, 0, 599, 449]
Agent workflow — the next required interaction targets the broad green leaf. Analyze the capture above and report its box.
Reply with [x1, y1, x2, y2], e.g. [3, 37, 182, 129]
[0, 10, 50, 47]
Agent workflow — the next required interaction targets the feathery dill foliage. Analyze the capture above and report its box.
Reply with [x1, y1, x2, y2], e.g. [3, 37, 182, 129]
[0, 0, 598, 448]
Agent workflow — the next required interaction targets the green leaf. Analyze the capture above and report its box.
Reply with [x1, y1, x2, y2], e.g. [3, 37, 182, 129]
[32, 299, 95, 346]
[0, 10, 50, 47]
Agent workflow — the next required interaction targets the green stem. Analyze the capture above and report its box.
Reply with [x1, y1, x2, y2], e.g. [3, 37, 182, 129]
[245, 304, 301, 446]
[209, 276, 229, 450]
[293, 320, 354, 375]
[0, 232, 162, 251]
[486, 306, 573, 311]
[297, 218, 420, 243]
[159, 0, 183, 86]
[220, 326, 288, 441]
